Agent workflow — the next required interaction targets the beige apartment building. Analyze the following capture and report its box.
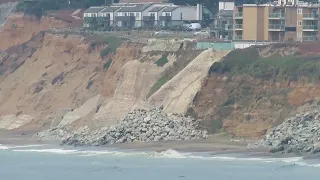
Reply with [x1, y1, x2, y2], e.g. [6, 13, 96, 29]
[233, 0, 319, 42]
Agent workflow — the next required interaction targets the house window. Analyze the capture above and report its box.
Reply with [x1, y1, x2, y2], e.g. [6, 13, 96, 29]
[165, 12, 170, 16]
[124, 13, 128, 16]
[150, 13, 155, 16]
[93, 14, 96, 17]
[297, 8, 302, 14]
[297, 20, 302, 26]
[180, 12, 183, 20]
[130, 13, 134, 16]
[136, 13, 140, 18]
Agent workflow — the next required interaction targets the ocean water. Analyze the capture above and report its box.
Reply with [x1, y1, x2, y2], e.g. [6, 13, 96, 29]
[1, 144, 320, 180]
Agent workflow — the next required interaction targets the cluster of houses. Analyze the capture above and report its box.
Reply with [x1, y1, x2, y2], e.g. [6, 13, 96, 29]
[83, 1, 212, 29]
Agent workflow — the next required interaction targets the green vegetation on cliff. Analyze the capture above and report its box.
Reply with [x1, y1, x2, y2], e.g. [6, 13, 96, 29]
[210, 47, 320, 82]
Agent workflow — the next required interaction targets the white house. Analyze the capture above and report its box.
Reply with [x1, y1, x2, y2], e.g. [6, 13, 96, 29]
[97, 6, 121, 26]
[83, 7, 104, 18]
[84, 3, 211, 28]
[115, 3, 153, 27]
[219, 0, 235, 11]
[83, 7, 105, 27]
[159, 4, 205, 26]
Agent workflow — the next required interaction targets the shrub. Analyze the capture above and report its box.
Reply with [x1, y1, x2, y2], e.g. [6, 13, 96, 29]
[208, 119, 223, 133]
[100, 47, 111, 58]
[86, 80, 94, 89]
[146, 75, 170, 98]
[103, 59, 112, 70]
[155, 55, 169, 67]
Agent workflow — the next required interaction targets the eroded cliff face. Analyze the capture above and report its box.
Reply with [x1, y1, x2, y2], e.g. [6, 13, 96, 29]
[0, 25, 212, 134]
[0, 13, 68, 51]
[192, 44, 320, 137]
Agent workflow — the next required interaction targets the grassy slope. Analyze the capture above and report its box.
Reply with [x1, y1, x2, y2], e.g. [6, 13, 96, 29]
[210, 47, 320, 82]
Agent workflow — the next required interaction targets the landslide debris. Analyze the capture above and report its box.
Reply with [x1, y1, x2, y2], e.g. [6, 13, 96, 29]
[60, 108, 208, 146]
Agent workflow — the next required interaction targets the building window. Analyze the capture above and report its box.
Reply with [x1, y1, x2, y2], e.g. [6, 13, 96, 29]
[297, 8, 302, 14]
[165, 13, 170, 16]
[180, 12, 183, 20]
[136, 13, 140, 18]
[297, 20, 302, 26]
[150, 13, 155, 16]
[124, 13, 127, 16]
[297, 32, 302, 38]
[130, 13, 134, 16]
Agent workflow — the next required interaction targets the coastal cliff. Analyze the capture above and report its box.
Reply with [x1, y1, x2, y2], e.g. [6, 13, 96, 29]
[0, 13, 320, 151]
[192, 44, 320, 137]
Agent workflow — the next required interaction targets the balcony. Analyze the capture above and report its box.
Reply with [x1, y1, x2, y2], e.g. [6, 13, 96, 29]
[234, 24, 243, 30]
[234, 35, 242, 40]
[269, 13, 285, 19]
[114, 16, 135, 21]
[302, 36, 317, 41]
[159, 16, 172, 21]
[234, 12, 243, 19]
[268, 24, 285, 31]
[303, 13, 318, 19]
[143, 16, 155, 21]
[303, 25, 318, 31]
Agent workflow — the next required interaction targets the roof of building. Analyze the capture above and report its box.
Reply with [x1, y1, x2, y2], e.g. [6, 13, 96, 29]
[84, 7, 104, 13]
[162, 6, 178, 12]
[119, 0, 167, 3]
[100, 6, 121, 12]
[117, 4, 153, 12]
[149, 6, 165, 12]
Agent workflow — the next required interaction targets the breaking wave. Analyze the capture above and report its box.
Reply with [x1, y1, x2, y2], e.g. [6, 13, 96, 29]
[0, 144, 45, 150]
[2, 144, 319, 168]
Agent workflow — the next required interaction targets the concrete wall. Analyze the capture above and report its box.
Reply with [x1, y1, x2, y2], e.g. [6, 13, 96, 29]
[243, 6, 258, 40]
[172, 6, 198, 21]
[196, 41, 275, 50]
[234, 41, 273, 49]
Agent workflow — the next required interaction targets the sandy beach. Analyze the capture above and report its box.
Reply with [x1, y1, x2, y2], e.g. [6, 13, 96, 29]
[0, 129, 272, 155]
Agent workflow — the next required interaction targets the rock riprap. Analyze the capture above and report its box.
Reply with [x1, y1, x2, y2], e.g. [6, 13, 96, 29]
[61, 108, 208, 146]
[248, 110, 320, 154]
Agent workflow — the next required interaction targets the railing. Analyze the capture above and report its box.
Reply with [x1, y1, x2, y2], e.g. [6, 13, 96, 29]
[303, 25, 318, 30]
[234, 24, 243, 29]
[302, 36, 317, 41]
[234, 12, 243, 18]
[269, 13, 285, 18]
[268, 24, 285, 30]
[303, 13, 318, 19]
[234, 35, 242, 40]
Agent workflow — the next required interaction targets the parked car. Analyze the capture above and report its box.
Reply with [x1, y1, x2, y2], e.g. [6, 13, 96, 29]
[183, 23, 202, 31]
[154, 30, 170, 36]
[194, 30, 209, 36]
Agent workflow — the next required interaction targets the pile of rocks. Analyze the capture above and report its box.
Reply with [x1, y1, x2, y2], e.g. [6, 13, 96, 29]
[248, 110, 320, 154]
[61, 108, 208, 146]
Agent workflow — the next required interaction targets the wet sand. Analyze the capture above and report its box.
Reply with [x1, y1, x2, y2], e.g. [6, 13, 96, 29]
[0, 130, 313, 159]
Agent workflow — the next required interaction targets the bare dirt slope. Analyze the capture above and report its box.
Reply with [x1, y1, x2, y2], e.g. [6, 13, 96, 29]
[0, 13, 68, 51]
[149, 50, 230, 114]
